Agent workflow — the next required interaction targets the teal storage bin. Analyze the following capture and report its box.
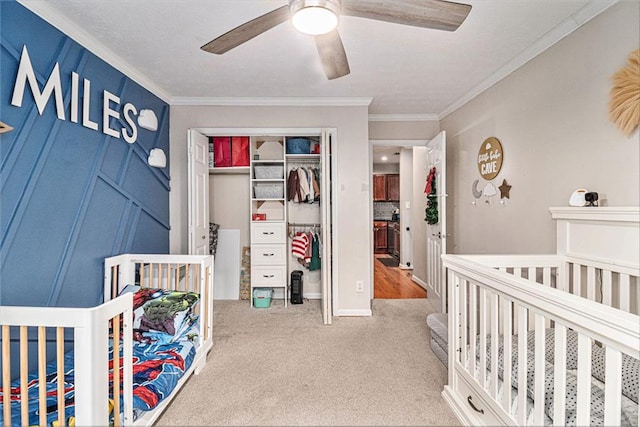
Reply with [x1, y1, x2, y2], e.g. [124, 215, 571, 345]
[253, 287, 273, 308]
[286, 137, 311, 154]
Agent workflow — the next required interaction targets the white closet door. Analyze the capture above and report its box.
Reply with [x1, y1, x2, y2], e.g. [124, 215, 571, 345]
[188, 130, 210, 255]
[321, 129, 335, 325]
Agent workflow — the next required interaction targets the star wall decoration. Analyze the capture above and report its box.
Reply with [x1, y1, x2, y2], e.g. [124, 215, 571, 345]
[498, 179, 512, 199]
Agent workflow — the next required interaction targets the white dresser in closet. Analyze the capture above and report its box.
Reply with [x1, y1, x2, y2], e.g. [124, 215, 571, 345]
[249, 137, 288, 306]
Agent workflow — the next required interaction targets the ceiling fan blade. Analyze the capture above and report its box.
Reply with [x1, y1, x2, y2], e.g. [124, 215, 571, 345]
[341, 0, 471, 32]
[315, 29, 351, 80]
[201, 5, 290, 54]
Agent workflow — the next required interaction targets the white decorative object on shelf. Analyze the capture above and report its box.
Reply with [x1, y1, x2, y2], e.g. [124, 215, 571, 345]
[569, 188, 588, 207]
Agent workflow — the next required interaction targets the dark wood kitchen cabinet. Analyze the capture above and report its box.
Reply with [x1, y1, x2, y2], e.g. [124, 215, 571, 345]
[386, 174, 400, 201]
[373, 221, 388, 253]
[373, 175, 387, 201]
[373, 174, 400, 201]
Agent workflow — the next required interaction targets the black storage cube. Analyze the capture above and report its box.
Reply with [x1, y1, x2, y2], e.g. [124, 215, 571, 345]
[290, 270, 303, 304]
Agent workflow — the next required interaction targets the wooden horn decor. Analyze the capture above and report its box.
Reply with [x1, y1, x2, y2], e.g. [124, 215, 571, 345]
[0, 121, 14, 134]
[609, 49, 640, 137]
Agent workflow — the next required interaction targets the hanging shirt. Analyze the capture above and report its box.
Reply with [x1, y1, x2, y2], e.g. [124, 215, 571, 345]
[297, 168, 310, 203]
[292, 232, 309, 261]
[308, 233, 321, 271]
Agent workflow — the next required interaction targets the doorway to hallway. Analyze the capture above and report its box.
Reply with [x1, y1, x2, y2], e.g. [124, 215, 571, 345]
[373, 254, 427, 299]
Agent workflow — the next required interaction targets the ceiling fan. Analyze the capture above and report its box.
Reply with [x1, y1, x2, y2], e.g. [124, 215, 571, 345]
[201, 0, 472, 80]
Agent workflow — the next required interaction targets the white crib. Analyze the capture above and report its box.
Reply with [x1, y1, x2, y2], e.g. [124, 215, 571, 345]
[442, 207, 639, 426]
[1, 253, 214, 426]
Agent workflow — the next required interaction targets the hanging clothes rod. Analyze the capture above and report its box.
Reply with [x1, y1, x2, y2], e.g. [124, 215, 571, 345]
[288, 222, 321, 228]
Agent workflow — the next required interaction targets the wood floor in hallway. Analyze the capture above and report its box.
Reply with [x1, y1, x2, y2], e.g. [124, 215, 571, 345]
[373, 255, 427, 299]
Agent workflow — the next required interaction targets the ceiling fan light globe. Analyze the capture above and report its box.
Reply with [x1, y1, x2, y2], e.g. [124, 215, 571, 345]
[292, 6, 338, 35]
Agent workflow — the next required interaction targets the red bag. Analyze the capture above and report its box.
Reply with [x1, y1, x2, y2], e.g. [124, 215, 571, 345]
[231, 136, 250, 166]
[213, 137, 231, 167]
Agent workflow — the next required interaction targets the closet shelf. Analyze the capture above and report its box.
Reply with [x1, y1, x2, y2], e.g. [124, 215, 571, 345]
[209, 166, 250, 175]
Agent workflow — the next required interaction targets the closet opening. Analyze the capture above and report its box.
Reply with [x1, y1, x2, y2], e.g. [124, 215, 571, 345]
[188, 128, 336, 325]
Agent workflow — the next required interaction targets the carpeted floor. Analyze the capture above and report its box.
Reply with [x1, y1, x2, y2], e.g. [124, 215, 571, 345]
[156, 298, 459, 426]
[377, 256, 400, 268]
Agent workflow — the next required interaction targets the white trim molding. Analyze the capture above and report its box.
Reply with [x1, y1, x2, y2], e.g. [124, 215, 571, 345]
[337, 309, 372, 317]
[368, 114, 439, 122]
[439, 0, 619, 119]
[18, 0, 172, 103]
[412, 275, 428, 290]
[172, 97, 373, 107]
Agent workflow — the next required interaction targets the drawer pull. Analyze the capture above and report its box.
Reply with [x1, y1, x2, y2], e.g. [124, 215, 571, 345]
[262, 274, 275, 278]
[262, 232, 274, 235]
[467, 396, 484, 414]
[263, 253, 275, 257]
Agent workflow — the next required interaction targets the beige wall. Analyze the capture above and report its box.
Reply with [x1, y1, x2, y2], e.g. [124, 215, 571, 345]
[372, 163, 400, 174]
[209, 174, 251, 248]
[369, 120, 440, 139]
[170, 105, 372, 315]
[441, 1, 640, 255]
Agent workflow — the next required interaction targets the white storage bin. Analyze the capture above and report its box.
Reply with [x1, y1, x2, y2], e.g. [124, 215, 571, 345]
[254, 183, 284, 199]
[254, 165, 284, 179]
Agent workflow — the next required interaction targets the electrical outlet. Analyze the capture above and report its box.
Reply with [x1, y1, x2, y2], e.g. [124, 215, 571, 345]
[356, 280, 364, 292]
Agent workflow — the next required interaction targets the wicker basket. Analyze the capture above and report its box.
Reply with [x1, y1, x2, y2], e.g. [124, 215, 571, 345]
[254, 165, 284, 179]
[253, 183, 284, 199]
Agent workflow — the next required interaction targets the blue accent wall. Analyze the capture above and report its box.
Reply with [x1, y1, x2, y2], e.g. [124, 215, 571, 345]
[0, 2, 170, 307]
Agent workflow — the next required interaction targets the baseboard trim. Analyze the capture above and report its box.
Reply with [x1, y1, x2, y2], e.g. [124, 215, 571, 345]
[411, 275, 428, 290]
[337, 309, 372, 317]
[304, 293, 322, 300]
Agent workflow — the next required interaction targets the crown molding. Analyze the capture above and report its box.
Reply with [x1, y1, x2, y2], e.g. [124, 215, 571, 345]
[171, 97, 373, 107]
[18, 0, 172, 104]
[438, 0, 619, 120]
[368, 114, 439, 122]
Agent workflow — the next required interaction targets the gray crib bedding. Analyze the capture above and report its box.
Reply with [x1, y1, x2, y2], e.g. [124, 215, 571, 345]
[477, 328, 639, 426]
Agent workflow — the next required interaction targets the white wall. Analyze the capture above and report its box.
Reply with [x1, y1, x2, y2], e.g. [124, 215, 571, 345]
[412, 147, 428, 283]
[209, 174, 250, 248]
[441, 1, 640, 255]
[369, 120, 440, 139]
[372, 163, 400, 173]
[170, 105, 372, 315]
[399, 148, 413, 267]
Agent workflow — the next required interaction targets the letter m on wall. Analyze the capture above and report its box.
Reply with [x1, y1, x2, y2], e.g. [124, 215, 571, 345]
[11, 45, 65, 120]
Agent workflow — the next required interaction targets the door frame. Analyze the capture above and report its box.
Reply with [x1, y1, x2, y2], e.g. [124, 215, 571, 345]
[190, 127, 339, 320]
[369, 139, 430, 300]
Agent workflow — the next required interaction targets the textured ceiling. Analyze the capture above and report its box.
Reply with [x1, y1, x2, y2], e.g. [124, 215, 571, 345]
[24, 0, 611, 115]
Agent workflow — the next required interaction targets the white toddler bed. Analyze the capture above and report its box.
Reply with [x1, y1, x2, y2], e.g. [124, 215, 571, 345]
[0, 253, 214, 426]
[442, 207, 639, 426]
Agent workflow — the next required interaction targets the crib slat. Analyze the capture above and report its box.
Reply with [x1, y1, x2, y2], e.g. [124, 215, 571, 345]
[469, 282, 477, 380]
[38, 327, 46, 427]
[501, 298, 512, 411]
[572, 263, 582, 296]
[2, 325, 11, 427]
[516, 306, 528, 426]
[543, 267, 552, 287]
[533, 314, 545, 425]
[113, 315, 121, 426]
[460, 279, 468, 369]
[56, 327, 65, 427]
[185, 264, 190, 292]
[620, 274, 630, 312]
[604, 346, 622, 426]
[20, 326, 28, 427]
[490, 292, 499, 399]
[587, 266, 596, 302]
[553, 324, 567, 425]
[602, 270, 613, 308]
[514, 267, 522, 279]
[140, 262, 146, 288]
[204, 265, 210, 341]
[479, 287, 487, 389]
[528, 267, 536, 283]
[576, 334, 592, 426]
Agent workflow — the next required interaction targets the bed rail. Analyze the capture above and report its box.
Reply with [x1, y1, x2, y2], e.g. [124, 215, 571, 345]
[0, 294, 133, 426]
[443, 254, 640, 426]
[104, 253, 214, 426]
